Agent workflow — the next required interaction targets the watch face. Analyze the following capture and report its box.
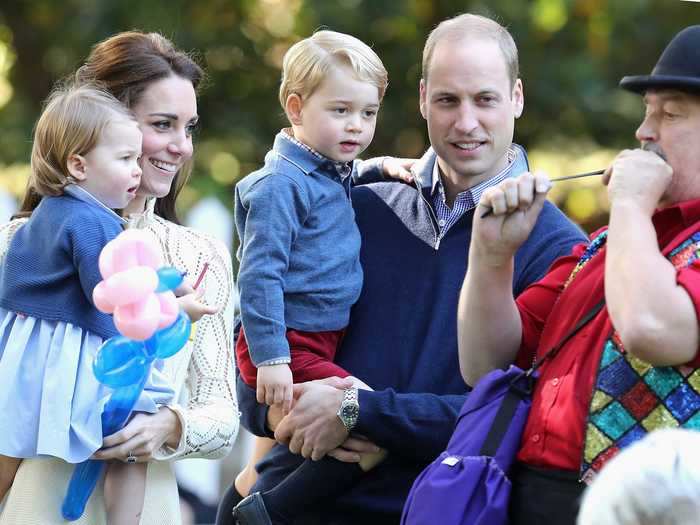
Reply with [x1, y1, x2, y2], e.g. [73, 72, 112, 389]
[342, 405, 359, 420]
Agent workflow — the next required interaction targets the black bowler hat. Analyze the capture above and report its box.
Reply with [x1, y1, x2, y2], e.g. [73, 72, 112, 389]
[620, 25, 700, 94]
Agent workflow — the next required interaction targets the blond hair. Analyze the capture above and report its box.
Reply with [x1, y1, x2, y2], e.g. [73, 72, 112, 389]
[279, 30, 388, 113]
[422, 13, 519, 88]
[30, 83, 134, 197]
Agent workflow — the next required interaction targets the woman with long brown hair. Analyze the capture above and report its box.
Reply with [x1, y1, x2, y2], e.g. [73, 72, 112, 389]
[0, 32, 238, 525]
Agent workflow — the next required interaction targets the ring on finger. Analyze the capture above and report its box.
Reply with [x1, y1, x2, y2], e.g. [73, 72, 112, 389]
[126, 451, 137, 464]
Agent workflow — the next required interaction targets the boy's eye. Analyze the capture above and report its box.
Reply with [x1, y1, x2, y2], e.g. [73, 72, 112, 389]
[334, 108, 348, 114]
[363, 110, 377, 118]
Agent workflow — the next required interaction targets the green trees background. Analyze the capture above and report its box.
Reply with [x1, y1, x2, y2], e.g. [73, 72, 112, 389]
[0, 0, 698, 232]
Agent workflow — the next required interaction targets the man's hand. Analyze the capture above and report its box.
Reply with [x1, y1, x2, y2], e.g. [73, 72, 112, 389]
[604, 148, 673, 215]
[257, 363, 293, 413]
[274, 382, 348, 461]
[327, 435, 382, 463]
[474, 172, 551, 266]
[265, 376, 352, 432]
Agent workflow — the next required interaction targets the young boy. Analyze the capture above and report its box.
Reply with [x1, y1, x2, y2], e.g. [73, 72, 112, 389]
[232, 30, 392, 525]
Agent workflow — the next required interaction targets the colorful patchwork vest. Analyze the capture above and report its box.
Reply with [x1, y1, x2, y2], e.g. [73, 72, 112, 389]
[580, 230, 700, 483]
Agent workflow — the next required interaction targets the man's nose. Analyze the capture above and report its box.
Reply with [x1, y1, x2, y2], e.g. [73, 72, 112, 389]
[453, 104, 479, 133]
[635, 115, 659, 144]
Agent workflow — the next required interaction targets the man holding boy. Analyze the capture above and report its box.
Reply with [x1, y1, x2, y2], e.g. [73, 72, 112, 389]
[458, 25, 700, 524]
[232, 13, 586, 524]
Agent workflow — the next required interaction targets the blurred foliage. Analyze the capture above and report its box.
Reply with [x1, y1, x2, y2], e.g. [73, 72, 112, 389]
[0, 0, 698, 233]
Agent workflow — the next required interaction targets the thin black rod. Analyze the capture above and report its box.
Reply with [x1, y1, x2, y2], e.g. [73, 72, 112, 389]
[479, 169, 605, 218]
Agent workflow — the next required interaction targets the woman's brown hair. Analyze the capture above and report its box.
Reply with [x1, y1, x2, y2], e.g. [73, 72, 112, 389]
[17, 31, 204, 223]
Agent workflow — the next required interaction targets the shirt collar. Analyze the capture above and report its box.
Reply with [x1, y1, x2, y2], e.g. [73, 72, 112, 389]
[63, 184, 126, 225]
[278, 129, 353, 180]
[652, 197, 700, 239]
[125, 197, 157, 228]
[430, 145, 518, 203]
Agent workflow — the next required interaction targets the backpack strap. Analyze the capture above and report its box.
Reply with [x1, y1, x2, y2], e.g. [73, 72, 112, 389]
[530, 298, 606, 373]
[479, 383, 525, 456]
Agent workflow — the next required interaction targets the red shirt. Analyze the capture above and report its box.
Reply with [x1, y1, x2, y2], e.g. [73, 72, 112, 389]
[514, 198, 700, 471]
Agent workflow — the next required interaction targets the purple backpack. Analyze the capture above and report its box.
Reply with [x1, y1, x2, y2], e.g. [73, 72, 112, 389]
[401, 300, 604, 525]
[400, 365, 533, 525]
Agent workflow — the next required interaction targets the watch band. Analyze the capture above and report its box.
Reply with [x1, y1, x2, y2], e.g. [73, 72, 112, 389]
[337, 387, 359, 431]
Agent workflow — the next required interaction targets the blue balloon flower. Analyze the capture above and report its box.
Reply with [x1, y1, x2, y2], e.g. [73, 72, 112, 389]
[155, 267, 185, 292]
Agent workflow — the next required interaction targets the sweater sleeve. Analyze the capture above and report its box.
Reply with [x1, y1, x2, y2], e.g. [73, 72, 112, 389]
[351, 157, 386, 186]
[355, 389, 467, 461]
[150, 228, 238, 460]
[236, 175, 310, 366]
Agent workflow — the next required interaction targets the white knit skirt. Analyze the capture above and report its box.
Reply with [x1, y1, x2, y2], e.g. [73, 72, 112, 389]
[0, 457, 181, 524]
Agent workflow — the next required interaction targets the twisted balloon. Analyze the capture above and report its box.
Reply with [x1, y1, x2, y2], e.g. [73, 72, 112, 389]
[61, 229, 192, 521]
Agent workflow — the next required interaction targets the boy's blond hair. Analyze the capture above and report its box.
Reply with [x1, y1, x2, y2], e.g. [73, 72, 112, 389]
[30, 82, 134, 197]
[422, 13, 519, 88]
[279, 30, 388, 113]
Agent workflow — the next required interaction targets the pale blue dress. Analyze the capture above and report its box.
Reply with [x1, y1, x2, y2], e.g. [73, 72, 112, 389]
[0, 186, 174, 464]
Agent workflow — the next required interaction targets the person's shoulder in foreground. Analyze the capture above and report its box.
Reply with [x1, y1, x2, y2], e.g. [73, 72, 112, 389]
[578, 429, 700, 525]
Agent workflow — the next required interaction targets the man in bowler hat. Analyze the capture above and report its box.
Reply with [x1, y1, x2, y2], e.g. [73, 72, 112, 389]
[458, 25, 700, 525]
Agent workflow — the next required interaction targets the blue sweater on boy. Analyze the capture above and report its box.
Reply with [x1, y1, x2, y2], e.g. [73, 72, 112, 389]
[234, 132, 369, 366]
[0, 186, 122, 339]
[238, 146, 588, 522]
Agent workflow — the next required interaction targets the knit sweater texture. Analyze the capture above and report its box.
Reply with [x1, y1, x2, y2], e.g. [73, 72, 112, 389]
[0, 188, 122, 339]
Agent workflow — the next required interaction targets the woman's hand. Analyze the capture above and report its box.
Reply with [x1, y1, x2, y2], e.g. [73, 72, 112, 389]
[92, 407, 182, 463]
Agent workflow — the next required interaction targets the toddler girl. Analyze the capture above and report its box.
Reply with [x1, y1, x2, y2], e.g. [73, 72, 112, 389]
[0, 83, 173, 525]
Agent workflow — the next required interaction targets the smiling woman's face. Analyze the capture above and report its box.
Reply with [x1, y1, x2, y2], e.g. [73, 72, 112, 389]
[128, 74, 198, 210]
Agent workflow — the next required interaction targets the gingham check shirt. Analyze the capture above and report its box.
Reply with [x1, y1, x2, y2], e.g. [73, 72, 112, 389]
[431, 146, 517, 237]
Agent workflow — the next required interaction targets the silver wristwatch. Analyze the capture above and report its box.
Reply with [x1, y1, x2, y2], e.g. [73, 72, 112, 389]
[336, 387, 359, 431]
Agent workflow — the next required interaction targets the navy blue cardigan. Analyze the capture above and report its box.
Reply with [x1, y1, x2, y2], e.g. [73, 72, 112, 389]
[0, 188, 123, 339]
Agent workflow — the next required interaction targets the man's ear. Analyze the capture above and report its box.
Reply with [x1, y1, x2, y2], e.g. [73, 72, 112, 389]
[285, 94, 304, 126]
[512, 79, 524, 119]
[66, 154, 87, 181]
[419, 79, 428, 120]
